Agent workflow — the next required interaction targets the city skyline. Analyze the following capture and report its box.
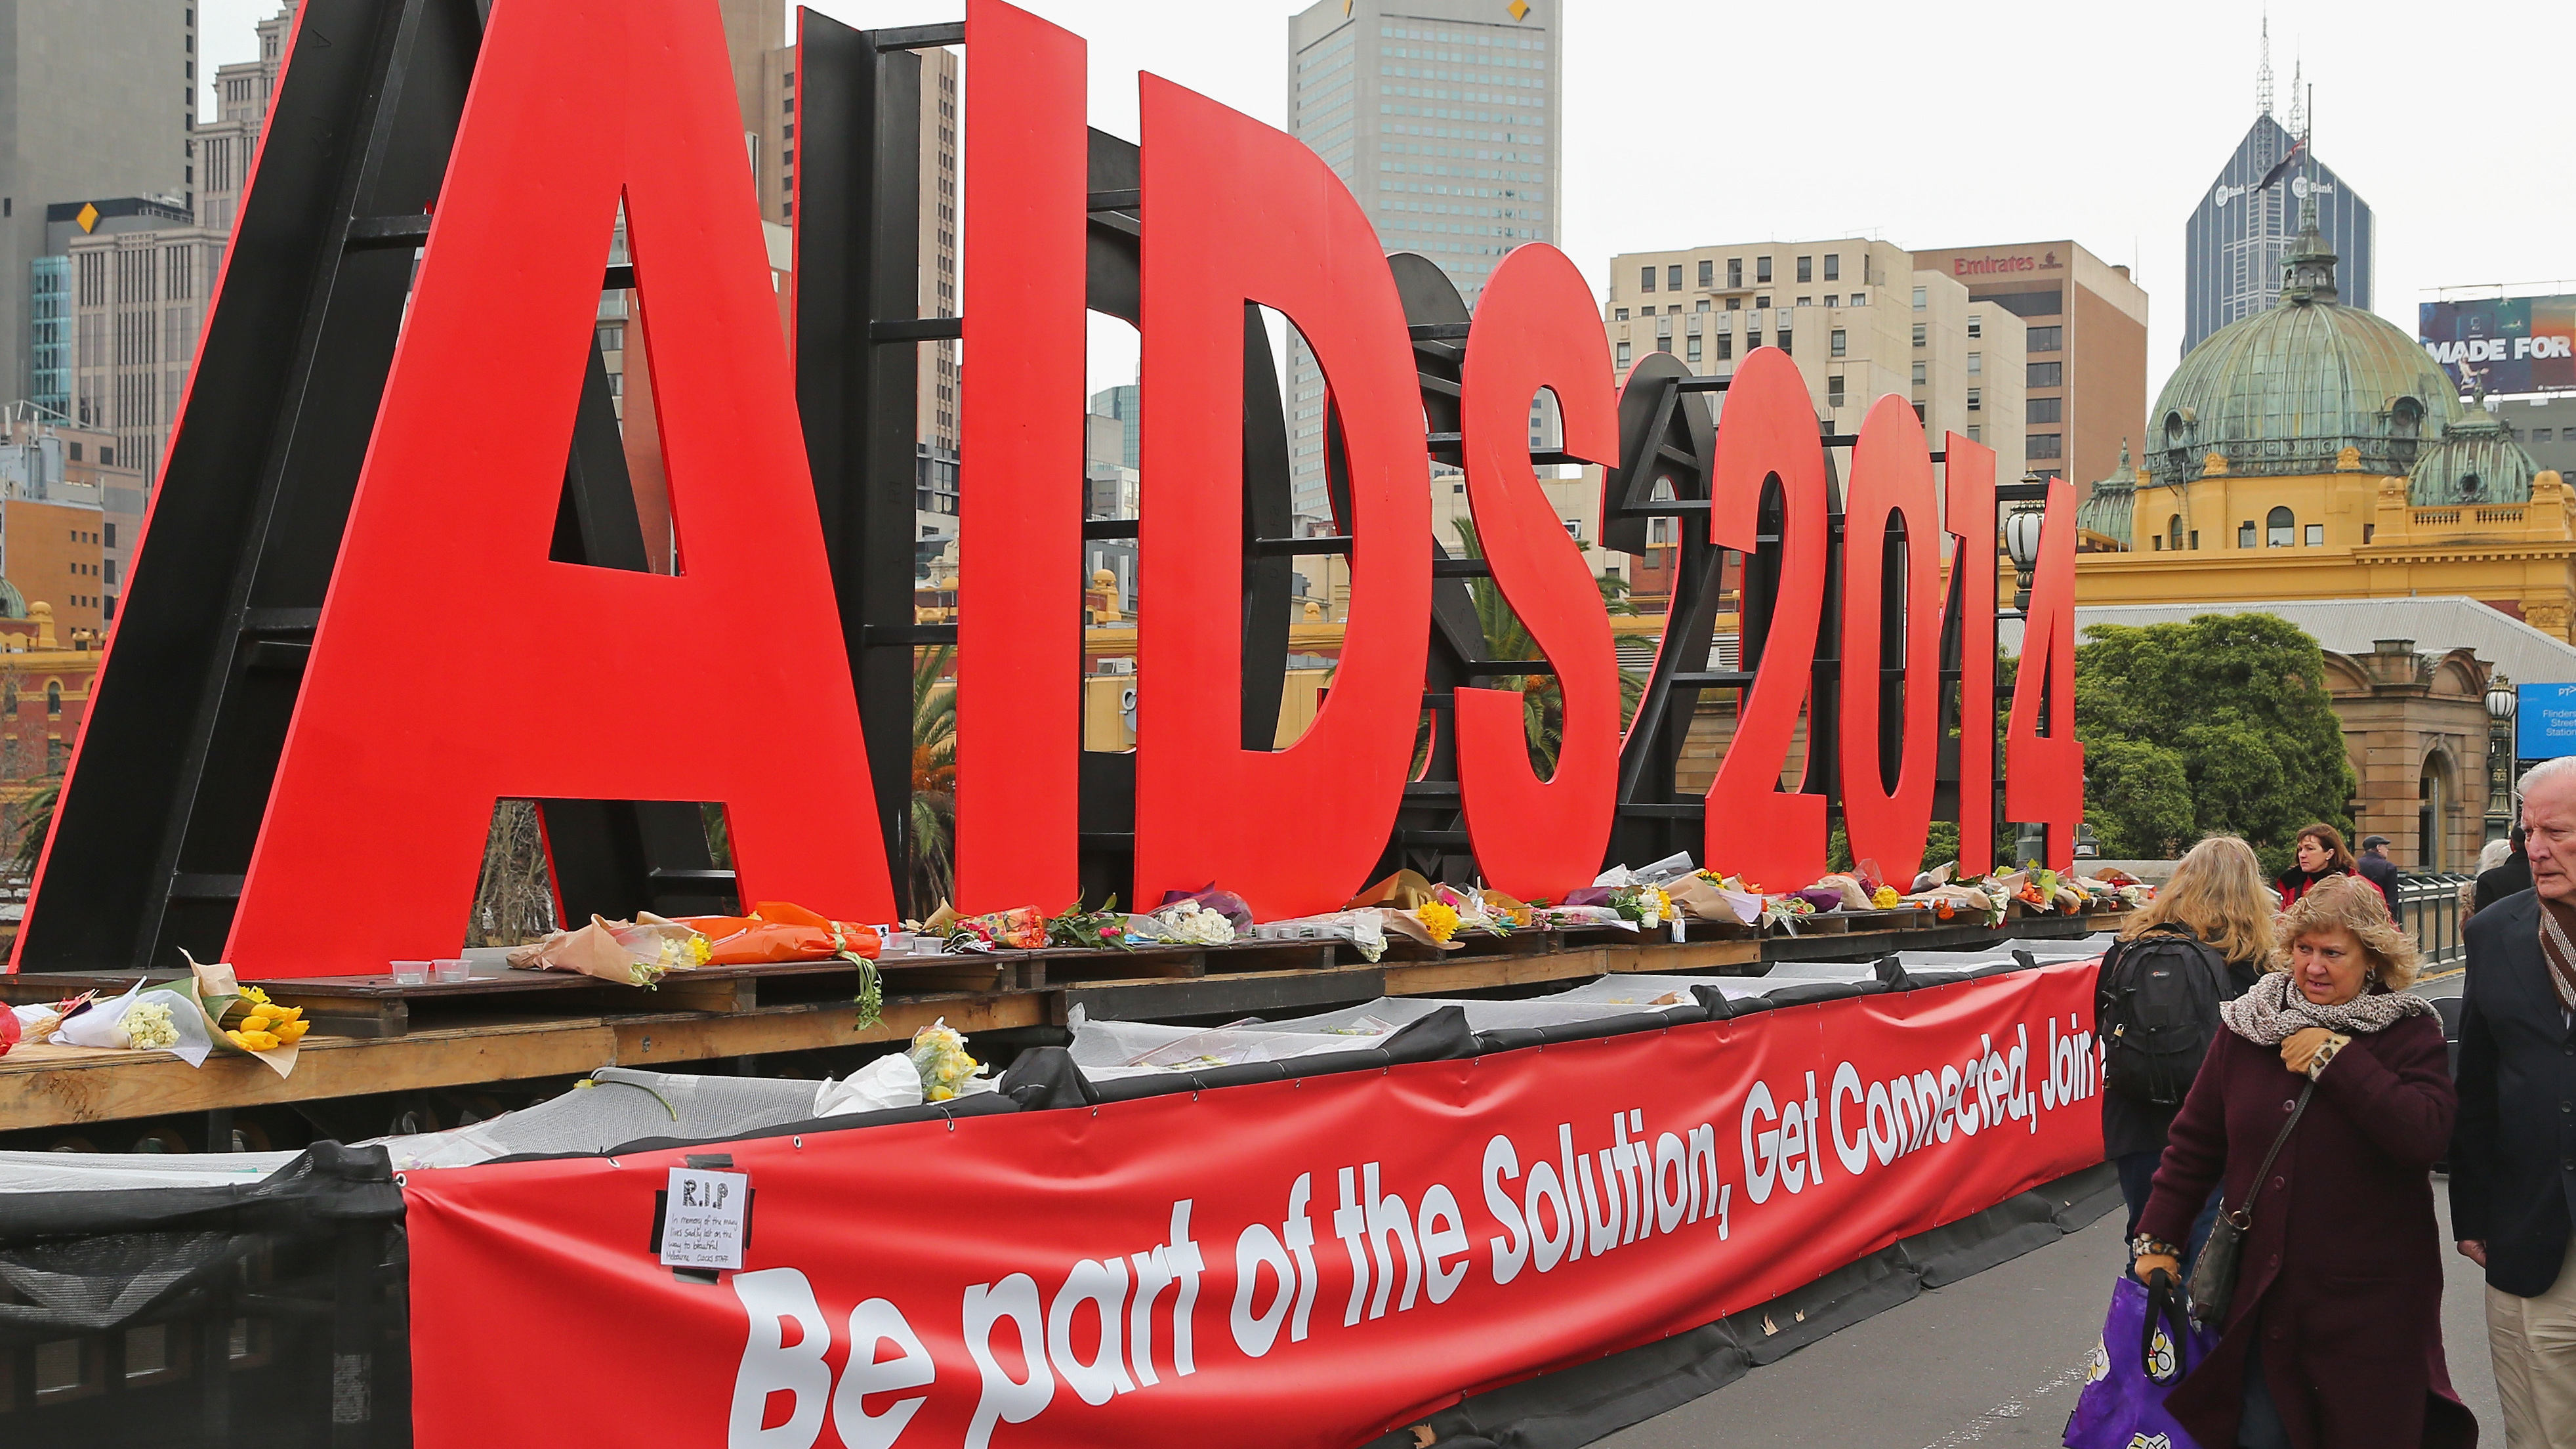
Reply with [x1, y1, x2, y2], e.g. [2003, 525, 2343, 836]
[191, 0, 2576, 417]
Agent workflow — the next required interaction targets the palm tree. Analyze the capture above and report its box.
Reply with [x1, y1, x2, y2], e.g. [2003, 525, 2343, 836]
[1450, 520, 1646, 773]
[910, 644, 958, 910]
[12, 776, 57, 879]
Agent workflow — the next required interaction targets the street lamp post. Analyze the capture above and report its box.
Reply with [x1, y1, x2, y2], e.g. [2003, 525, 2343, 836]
[2486, 672, 2518, 841]
[2003, 490, 2047, 613]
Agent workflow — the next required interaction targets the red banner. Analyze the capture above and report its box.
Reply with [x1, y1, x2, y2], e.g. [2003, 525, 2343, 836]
[403, 965, 2104, 1449]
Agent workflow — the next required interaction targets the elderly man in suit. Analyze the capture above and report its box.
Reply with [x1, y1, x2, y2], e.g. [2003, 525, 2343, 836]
[2456, 755, 2576, 1448]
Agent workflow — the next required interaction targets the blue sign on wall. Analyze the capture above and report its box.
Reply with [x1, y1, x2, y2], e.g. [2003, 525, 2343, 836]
[2520, 683, 2576, 759]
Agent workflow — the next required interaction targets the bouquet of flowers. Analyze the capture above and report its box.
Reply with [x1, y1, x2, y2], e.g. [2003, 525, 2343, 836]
[506, 914, 712, 987]
[1415, 899, 1461, 943]
[933, 904, 1049, 952]
[1608, 883, 1672, 926]
[1430, 883, 1509, 937]
[120, 999, 181, 1051]
[1046, 896, 1133, 950]
[908, 1018, 989, 1102]
[1758, 894, 1814, 934]
[1247, 912, 1390, 962]
[218, 988, 310, 1054]
[1139, 899, 1237, 946]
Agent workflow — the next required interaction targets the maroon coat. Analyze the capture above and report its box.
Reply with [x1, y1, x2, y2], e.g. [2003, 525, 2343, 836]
[2139, 1011, 2474, 1449]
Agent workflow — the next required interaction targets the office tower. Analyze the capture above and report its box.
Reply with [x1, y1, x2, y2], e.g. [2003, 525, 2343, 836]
[60, 198, 224, 486]
[2182, 42, 2371, 356]
[0, 0, 194, 413]
[1910, 239, 2149, 497]
[1286, 0, 1559, 524]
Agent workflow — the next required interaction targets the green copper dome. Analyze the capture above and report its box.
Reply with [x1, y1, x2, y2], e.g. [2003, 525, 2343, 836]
[2409, 404, 2538, 506]
[2145, 214, 2461, 489]
[2076, 439, 2138, 547]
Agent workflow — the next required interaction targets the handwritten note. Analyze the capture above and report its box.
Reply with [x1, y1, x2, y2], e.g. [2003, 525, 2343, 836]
[659, 1168, 749, 1270]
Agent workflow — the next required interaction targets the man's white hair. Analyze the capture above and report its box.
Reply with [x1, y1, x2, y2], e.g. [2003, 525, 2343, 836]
[2518, 755, 2576, 821]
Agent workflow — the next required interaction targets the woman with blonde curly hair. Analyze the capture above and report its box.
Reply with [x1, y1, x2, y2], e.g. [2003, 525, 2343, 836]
[2101, 836, 2277, 1238]
[2132, 874, 2472, 1448]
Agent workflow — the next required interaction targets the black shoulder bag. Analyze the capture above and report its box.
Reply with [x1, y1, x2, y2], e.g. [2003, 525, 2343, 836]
[2186, 1078, 2314, 1329]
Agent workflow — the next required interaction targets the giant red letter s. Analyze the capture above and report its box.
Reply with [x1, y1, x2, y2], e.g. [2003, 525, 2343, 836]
[1453, 244, 1619, 902]
[1132, 77, 1430, 919]
[224, 0, 895, 975]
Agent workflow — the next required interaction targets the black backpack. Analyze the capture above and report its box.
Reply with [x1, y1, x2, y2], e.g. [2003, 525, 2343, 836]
[2098, 923, 2230, 1106]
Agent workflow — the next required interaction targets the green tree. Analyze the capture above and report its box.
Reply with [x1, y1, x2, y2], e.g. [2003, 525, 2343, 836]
[2074, 613, 2354, 873]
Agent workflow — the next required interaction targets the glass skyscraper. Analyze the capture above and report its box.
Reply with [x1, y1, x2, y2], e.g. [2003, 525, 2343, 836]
[2182, 110, 2373, 358]
[1285, 0, 1560, 524]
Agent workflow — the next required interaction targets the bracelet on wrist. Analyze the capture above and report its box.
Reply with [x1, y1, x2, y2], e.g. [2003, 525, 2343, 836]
[2131, 1236, 2182, 1261]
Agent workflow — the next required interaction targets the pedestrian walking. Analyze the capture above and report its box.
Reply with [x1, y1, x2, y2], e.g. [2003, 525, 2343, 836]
[2359, 833, 2407, 929]
[2275, 822, 2389, 912]
[2467, 839, 2515, 920]
[2131, 874, 2471, 1449]
[2453, 756, 2576, 1449]
[2476, 826, 2533, 915]
[2099, 835, 2274, 1242]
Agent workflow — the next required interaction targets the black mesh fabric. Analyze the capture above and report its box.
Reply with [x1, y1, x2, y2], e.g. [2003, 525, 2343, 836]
[0, 1143, 404, 1447]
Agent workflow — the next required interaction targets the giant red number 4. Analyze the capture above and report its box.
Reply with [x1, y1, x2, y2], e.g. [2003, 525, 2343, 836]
[2005, 477, 2084, 870]
[1453, 245, 1620, 901]
[223, 0, 897, 975]
[1698, 348, 1831, 889]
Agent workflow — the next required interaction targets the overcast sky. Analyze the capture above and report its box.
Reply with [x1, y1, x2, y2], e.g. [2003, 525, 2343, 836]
[197, 0, 2576, 420]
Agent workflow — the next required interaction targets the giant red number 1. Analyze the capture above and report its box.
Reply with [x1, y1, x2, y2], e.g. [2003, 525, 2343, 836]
[1837, 396, 1943, 883]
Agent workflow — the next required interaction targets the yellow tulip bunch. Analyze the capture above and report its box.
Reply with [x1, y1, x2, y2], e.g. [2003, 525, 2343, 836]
[224, 995, 308, 1053]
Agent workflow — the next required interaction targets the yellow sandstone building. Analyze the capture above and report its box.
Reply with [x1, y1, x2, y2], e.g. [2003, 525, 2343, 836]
[2068, 211, 2574, 636]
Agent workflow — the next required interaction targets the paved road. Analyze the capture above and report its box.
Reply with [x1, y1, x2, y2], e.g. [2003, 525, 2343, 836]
[1601, 969, 2499, 1449]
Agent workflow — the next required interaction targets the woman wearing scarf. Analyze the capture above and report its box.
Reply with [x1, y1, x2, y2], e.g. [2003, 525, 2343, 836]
[2274, 822, 2390, 911]
[2132, 874, 2474, 1449]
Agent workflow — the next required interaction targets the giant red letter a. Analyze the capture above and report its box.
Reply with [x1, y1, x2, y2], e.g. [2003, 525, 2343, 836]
[224, 0, 894, 975]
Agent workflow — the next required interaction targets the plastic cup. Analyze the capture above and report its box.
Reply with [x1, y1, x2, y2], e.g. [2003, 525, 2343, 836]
[431, 958, 472, 983]
[391, 960, 430, 986]
[884, 931, 917, 956]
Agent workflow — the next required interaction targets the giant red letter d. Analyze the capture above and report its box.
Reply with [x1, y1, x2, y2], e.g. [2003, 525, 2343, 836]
[225, 0, 894, 975]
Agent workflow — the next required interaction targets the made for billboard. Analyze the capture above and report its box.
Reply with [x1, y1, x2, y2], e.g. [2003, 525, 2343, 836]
[2420, 296, 2576, 395]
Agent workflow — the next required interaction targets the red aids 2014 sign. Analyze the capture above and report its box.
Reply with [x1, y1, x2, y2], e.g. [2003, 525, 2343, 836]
[64, 0, 2081, 976]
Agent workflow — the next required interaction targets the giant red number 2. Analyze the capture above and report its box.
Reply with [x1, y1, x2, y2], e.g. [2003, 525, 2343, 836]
[1697, 348, 1830, 889]
[1453, 245, 1619, 901]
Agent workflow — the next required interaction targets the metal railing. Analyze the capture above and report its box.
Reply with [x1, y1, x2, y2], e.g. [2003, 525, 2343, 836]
[2393, 870, 2476, 969]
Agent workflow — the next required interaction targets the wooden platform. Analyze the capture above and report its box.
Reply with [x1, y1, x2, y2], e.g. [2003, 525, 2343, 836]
[0, 910, 2125, 1132]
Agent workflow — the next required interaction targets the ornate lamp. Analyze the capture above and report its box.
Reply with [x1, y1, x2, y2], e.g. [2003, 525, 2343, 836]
[2486, 671, 2518, 837]
[2003, 484, 2047, 611]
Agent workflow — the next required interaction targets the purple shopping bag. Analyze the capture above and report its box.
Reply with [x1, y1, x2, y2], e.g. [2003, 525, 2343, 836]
[2062, 1271, 2216, 1449]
